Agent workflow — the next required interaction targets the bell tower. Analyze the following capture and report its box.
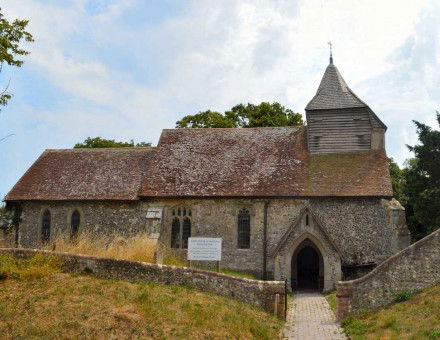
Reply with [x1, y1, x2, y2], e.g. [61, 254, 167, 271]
[305, 51, 386, 154]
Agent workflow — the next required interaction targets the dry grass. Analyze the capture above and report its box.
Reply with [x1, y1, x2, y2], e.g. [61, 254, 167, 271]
[40, 233, 259, 281]
[0, 254, 283, 339]
[341, 283, 440, 340]
[43, 231, 158, 263]
[0, 253, 63, 280]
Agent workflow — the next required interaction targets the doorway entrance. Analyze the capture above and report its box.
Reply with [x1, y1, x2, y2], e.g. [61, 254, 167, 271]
[297, 246, 319, 289]
[291, 239, 323, 291]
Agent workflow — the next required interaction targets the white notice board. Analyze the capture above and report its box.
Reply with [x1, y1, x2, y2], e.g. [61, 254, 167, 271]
[188, 237, 222, 261]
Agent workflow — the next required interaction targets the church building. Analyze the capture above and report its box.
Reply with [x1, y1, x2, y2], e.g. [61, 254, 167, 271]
[4, 57, 410, 291]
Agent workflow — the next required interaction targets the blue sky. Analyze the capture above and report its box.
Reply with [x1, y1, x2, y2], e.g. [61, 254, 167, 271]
[1, 0, 439, 199]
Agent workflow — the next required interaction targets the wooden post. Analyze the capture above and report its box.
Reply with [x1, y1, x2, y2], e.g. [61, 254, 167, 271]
[284, 279, 288, 319]
[216, 261, 221, 273]
[187, 260, 192, 268]
[274, 294, 279, 316]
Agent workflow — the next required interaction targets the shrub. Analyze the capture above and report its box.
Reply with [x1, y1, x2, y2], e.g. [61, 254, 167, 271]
[394, 291, 414, 303]
[341, 316, 368, 335]
[426, 330, 440, 339]
[0, 205, 14, 231]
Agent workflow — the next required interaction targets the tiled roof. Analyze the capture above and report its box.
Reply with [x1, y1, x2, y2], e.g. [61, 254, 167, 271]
[139, 127, 392, 197]
[306, 64, 368, 110]
[5, 128, 392, 200]
[5, 148, 154, 201]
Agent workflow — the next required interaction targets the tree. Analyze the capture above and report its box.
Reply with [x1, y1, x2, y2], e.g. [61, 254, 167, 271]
[73, 137, 151, 148]
[0, 204, 14, 232]
[176, 110, 236, 128]
[0, 8, 34, 110]
[387, 157, 407, 205]
[176, 102, 303, 128]
[403, 112, 440, 240]
[407, 111, 440, 187]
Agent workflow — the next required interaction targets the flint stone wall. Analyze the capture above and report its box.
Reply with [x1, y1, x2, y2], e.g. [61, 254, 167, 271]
[336, 228, 440, 319]
[16, 197, 408, 286]
[156, 197, 407, 281]
[17, 201, 161, 246]
[0, 248, 286, 316]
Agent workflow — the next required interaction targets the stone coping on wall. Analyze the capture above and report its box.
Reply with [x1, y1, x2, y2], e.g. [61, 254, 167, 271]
[336, 228, 440, 319]
[0, 248, 286, 317]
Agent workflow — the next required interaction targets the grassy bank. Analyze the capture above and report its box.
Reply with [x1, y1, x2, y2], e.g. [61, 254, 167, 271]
[325, 290, 337, 312]
[339, 284, 440, 339]
[0, 254, 283, 339]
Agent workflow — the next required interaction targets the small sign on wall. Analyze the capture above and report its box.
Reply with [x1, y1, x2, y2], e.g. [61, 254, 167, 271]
[188, 237, 222, 261]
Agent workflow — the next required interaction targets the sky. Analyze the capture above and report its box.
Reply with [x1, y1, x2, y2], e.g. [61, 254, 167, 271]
[0, 0, 439, 199]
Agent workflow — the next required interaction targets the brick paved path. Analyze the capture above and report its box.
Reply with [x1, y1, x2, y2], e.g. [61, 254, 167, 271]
[282, 291, 347, 340]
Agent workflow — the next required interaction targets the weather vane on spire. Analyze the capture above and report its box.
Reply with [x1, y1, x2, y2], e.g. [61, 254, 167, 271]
[328, 41, 333, 64]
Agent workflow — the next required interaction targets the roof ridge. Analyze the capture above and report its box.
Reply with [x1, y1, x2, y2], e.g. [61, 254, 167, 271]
[45, 147, 155, 152]
[162, 126, 303, 132]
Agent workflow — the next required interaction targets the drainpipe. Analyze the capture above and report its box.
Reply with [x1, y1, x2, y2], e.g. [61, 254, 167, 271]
[263, 200, 269, 280]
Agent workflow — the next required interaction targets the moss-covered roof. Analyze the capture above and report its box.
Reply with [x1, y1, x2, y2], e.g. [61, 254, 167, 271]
[140, 126, 392, 197]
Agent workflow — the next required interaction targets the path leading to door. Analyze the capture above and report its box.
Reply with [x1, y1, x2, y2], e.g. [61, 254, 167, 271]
[282, 291, 346, 340]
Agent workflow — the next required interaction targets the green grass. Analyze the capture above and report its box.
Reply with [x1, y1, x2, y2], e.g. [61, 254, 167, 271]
[161, 252, 259, 280]
[325, 290, 337, 312]
[340, 283, 440, 340]
[0, 255, 283, 339]
[219, 268, 258, 280]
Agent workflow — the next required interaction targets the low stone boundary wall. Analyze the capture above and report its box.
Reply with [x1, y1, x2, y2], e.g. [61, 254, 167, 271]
[336, 229, 440, 319]
[0, 248, 286, 317]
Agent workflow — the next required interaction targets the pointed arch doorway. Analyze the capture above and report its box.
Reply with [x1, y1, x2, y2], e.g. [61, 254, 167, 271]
[291, 239, 324, 291]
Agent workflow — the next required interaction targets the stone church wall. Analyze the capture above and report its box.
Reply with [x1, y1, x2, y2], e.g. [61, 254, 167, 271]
[155, 198, 267, 277]
[15, 197, 408, 285]
[17, 201, 157, 246]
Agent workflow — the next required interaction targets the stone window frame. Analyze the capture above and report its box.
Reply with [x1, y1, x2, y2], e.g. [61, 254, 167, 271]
[169, 206, 192, 249]
[235, 205, 254, 250]
[65, 207, 85, 240]
[237, 208, 251, 249]
[40, 208, 51, 244]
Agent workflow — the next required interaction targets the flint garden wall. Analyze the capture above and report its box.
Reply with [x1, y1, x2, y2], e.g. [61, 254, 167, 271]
[336, 228, 440, 319]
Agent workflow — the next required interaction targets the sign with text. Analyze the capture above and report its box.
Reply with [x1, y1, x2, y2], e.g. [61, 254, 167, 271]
[188, 237, 222, 261]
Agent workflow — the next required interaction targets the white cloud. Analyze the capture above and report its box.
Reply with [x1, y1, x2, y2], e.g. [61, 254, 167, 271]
[1, 0, 439, 168]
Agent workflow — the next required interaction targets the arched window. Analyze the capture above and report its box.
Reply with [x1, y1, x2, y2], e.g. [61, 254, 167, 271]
[182, 217, 191, 249]
[71, 210, 81, 240]
[237, 208, 250, 249]
[171, 217, 180, 248]
[41, 209, 51, 244]
[170, 208, 191, 249]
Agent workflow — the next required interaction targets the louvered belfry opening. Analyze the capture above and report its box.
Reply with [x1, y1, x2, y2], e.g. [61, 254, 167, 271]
[305, 62, 386, 154]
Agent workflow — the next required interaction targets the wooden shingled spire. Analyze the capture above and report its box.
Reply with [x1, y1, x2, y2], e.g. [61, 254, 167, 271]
[305, 49, 387, 154]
